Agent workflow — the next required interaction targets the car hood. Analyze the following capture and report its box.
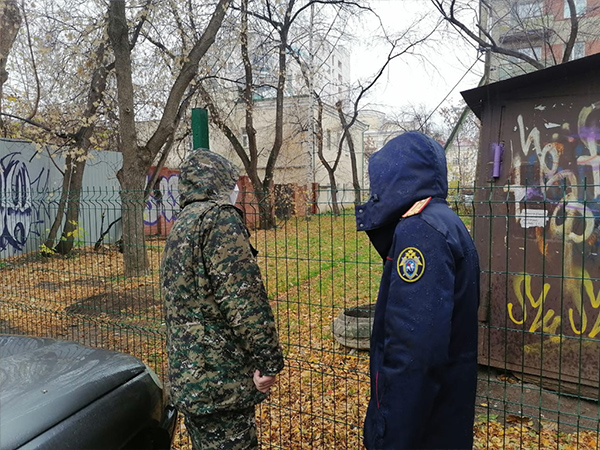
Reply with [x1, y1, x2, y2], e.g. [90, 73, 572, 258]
[0, 335, 146, 450]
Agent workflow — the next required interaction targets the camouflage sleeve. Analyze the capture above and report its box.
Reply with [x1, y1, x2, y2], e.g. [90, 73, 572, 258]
[203, 206, 284, 376]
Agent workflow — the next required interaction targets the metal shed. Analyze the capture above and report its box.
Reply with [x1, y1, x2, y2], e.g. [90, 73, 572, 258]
[462, 53, 600, 395]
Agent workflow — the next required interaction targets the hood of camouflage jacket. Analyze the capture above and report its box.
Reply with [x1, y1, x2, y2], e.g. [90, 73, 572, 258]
[179, 150, 240, 207]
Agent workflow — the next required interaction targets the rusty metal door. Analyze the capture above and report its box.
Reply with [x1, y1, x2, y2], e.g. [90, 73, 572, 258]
[474, 95, 600, 395]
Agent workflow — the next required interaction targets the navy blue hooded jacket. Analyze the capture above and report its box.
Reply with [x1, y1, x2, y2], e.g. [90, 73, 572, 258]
[355, 132, 480, 450]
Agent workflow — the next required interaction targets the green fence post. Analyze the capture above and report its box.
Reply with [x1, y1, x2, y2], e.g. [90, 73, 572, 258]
[192, 108, 209, 150]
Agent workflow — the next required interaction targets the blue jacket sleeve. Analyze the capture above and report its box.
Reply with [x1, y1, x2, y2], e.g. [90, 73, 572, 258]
[378, 216, 455, 447]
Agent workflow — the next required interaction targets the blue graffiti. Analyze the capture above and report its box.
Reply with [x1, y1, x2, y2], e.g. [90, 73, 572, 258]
[144, 173, 179, 226]
[1, 153, 33, 252]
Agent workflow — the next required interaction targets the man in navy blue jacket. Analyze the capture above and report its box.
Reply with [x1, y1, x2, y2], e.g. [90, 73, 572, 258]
[355, 131, 480, 450]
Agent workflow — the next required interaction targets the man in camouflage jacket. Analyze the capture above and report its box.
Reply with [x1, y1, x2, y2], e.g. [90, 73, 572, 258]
[161, 150, 284, 450]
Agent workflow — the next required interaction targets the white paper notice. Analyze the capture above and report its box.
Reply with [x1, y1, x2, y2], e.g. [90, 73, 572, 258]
[518, 208, 548, 228]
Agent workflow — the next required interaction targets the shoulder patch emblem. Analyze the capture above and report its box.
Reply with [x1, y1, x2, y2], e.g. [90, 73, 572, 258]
[402, 197, 432, 218]
[397, 247, 425, 282]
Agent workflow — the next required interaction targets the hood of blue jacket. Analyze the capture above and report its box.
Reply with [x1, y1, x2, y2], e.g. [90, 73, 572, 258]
[179, 149, 239, 207]
[355, 131, 448, 232]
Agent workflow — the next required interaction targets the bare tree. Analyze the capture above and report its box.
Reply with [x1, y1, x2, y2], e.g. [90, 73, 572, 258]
[46, 43, 111, 255]
[383, 104, 445, 141]
[198, 0, 369, 228]
[0, 0, 21, 134]
[2, 0, 228, 274]
[281, 3, 356, 215]
[431, 0, 600, 77]
[338, 20, 439, 206]
[3, 1, 145, 255]
[2, 1, 117, 255]
[439, 101, 480, 186]
[108, 0, 229, 276]
[201, 0, 442, 220]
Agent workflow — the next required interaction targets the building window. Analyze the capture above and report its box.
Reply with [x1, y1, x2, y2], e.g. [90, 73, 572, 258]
[564, 0, 586, 18]
[516, 46, 542, 61]
[569, 41, 586, 60]
[513, 1, 543, 19]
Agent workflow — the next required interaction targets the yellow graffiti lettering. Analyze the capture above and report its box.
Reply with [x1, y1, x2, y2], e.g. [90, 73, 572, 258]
[568, 308, 587, 335]
[510, 275, 560, 335]
[511, 272, 600, 338]
[510, 274, 553, 332]
[509, 275, 527, 325]
[526, 281, 552, 334]
[580, 268, 600, 338]
[591, 314, 600, 339]
[541, 310, 561, 335]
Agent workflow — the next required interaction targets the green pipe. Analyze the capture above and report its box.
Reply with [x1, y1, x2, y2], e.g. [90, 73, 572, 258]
[192, 108, 209, 150]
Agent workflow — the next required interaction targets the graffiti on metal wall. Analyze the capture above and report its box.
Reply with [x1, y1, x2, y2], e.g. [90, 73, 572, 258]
[0, 152, 49, 254]
[503, 100, 600, 339]
[1, 145, 180, 255]
[143, 171, 179, 227]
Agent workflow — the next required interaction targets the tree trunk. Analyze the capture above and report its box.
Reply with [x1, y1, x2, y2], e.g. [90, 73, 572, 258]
[328, 168, 340, 215]
[108, 0, 228, 274]
[44, 157, 73, 250]
[53, 158, 86, 255]
[313, 99, 341, 214]
[258, 14, 293, 229]
[256, 188, 276, 230]
[45, 44, 109, 254]
[117, 164, 149, 277]
[109, 0, 149, 276]
[336, 101, 361, 205]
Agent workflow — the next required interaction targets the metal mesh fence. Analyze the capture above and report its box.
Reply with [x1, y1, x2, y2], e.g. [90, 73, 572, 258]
[1, 184, 599, 449]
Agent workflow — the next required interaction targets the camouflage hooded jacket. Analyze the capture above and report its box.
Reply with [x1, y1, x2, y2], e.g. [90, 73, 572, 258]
[161, 150, 284, 416]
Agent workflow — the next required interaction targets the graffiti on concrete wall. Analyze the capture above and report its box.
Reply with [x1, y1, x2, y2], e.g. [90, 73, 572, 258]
[503, 100, 600, 340]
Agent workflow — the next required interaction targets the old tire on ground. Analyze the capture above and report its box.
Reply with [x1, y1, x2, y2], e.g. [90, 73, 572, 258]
[332, 304, 375, 350]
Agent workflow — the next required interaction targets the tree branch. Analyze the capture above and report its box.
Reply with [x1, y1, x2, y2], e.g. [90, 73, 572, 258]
[562, 0, 579, 62]
[431, 0, 545, 70]
[0, 112, 76, 139]
[144, 0, 231, 159]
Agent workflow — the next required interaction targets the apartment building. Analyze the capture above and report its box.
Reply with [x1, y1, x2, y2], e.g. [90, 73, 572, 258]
[484, 0, 600, 81]
[250, 36, 350, 104]
[286, 40, 351, 103]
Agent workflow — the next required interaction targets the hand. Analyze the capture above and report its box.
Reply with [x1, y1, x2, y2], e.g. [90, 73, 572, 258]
[253, 370, 277, 394]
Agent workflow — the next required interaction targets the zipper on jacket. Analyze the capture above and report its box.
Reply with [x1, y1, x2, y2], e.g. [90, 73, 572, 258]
[376, 371, 380, 409]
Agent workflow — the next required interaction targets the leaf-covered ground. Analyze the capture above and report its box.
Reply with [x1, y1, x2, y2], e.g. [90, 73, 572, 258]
[1, 214, 599, 449]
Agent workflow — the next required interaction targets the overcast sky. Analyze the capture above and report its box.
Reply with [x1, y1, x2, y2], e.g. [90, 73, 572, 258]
[350, 0, 484, 115]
